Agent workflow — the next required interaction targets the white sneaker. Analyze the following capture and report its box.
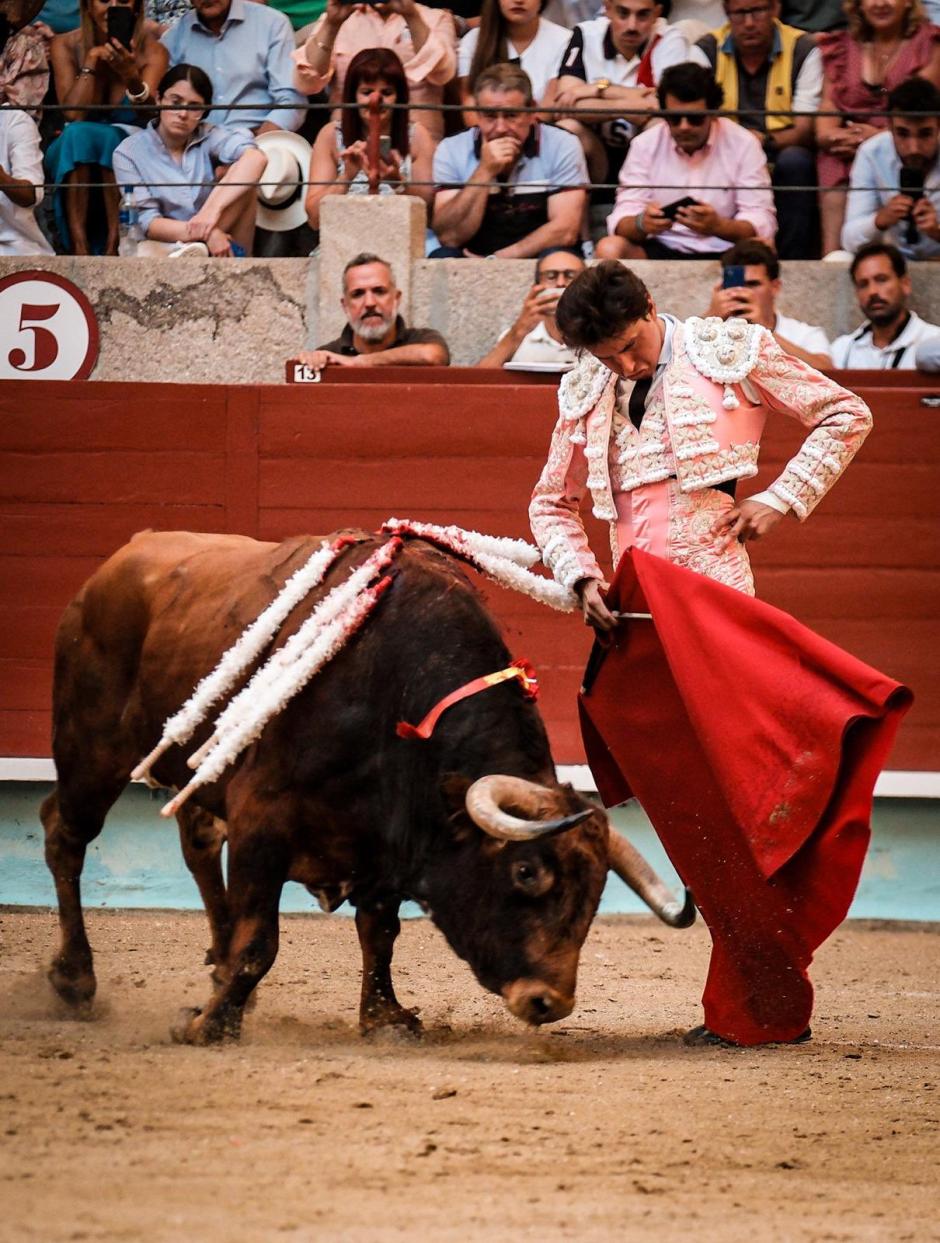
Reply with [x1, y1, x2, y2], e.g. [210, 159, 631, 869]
[168, 241, 210, 259]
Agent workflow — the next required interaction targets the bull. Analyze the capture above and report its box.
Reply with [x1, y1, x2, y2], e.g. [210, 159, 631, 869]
[42, 529, 692, 1044]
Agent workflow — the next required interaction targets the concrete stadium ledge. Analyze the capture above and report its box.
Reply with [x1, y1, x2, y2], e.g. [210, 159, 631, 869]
[1, 757, 937, 798]
[3, 195, 940, 382]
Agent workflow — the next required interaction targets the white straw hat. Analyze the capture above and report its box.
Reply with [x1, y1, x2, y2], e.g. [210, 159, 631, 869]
[255, 130, 313, 232]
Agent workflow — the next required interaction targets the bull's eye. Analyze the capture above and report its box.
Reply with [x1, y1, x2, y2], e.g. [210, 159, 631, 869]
[510, 859, 552, 897]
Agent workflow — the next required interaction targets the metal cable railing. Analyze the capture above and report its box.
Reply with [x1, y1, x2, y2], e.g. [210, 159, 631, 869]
[4, 96, 934, 199]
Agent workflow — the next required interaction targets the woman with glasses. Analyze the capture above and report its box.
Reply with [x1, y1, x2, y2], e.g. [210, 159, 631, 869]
[817, 0, 940, 256]
[112, 63, 267, 256]
[45, 0, 166, 252]
[304, 46, 435, 232]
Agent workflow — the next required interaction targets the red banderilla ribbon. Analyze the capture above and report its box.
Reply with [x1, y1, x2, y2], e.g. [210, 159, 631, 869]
[396, 659, 539, 741]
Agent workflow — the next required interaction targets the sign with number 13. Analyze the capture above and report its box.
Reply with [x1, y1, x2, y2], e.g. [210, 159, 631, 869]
[0, 271, 99, 380]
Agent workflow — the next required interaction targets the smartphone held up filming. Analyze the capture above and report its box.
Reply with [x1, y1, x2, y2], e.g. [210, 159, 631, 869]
[106, 4, 136, 48]
[722, 265, 747, 289]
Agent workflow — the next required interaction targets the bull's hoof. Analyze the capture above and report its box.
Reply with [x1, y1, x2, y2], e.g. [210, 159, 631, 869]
[171, 1005, 243, 1045]
[47, 957, 96, 1009]
[359, 1004, 423, 1038]
[682, 1024, 812, 1048]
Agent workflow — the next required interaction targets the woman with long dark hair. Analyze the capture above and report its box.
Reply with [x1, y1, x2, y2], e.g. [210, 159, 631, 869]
[305, 46, 435, 231]
[46, 0, 166, 252]
[459, 0, 568, 105]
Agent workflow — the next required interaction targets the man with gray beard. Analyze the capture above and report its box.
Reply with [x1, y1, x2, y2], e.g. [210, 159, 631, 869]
[298, 252, 450, 373]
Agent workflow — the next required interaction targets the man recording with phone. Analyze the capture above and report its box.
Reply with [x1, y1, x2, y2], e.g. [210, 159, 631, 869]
[842, 78, 940, 264]
[704, 239, 831, 369]
[476, 247, 585, 368]
[596, 62, 776, 261]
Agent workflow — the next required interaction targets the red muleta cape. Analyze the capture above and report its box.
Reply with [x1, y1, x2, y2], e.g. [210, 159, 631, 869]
[579, 548, 913, 1046]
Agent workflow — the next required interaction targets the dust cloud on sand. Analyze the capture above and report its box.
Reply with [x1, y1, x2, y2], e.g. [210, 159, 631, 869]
[1, 909, 938, 1242]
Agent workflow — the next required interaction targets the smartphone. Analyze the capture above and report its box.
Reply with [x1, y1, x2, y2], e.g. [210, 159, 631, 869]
[379, 135, 392, 158]
[899, 166, 925, 201]
[536, 286, 561, 303]
[722, 265, 747, 289]
[106, 5, 136, 48]
[660, 195, 699, 222]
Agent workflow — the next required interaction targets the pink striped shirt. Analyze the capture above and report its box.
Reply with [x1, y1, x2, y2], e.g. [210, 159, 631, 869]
[606, 116, 777, 253]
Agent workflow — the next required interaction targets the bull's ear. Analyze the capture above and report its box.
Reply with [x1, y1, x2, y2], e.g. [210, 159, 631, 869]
[440, 772, 472, 815]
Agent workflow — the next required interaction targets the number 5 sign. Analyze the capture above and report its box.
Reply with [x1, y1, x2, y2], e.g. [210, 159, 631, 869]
[0, 271, 99, 381]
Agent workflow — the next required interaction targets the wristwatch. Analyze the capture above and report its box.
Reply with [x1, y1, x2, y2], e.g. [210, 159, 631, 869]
[594, 77, 611, 98]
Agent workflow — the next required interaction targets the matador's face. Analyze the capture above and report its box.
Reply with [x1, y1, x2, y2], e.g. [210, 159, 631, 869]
[584, 307, 664, 381]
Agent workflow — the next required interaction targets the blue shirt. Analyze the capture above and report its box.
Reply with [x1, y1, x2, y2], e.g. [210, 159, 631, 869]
[161, 0, 305, 132]
[433, 122, 587, 255]
[112, 119, 257, 233]
[843, 130, 940, 262]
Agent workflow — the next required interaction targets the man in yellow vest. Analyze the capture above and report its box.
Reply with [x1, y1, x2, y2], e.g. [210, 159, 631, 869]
[691, 0, 821, 260]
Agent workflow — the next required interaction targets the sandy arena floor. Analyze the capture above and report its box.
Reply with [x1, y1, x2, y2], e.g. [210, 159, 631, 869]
[0, 908, 937, 1243]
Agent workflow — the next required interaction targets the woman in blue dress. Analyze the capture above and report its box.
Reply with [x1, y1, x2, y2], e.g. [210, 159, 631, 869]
[46, 0, 166, 252]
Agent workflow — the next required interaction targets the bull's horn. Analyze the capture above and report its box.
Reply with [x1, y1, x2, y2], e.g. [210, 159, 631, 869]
[608, 828, 696, 929]
[465, 775, 592, 842]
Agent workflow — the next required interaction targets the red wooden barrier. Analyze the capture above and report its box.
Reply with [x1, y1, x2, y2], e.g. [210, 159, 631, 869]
[1, 372, 937, 769]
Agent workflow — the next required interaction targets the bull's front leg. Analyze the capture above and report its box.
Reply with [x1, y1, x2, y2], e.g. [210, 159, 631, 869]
[172, 826, 287, 1045]
[175, 804, 232, 983]
[355, 902, 422, 1035]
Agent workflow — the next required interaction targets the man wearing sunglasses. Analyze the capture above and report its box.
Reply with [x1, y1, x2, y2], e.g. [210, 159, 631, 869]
[476, 247, 585, 368]
[691, 0, 822, 259]
[597, 61, 776, 260]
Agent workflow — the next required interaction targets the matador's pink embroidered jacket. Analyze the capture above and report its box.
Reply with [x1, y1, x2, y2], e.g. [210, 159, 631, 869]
[529, 316, 873, 591]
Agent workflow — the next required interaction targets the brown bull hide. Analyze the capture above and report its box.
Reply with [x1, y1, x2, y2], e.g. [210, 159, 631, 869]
[42, 530, 618, 1043]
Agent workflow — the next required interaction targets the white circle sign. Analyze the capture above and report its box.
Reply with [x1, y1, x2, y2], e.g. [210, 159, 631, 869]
[0, 271, 99, 380]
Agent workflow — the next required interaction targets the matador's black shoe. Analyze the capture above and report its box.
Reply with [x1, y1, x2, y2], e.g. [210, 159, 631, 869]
[682, 1024, 812, 1048]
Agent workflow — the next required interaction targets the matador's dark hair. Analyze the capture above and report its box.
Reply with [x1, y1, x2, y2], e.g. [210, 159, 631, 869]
[555, 261, 652, 349]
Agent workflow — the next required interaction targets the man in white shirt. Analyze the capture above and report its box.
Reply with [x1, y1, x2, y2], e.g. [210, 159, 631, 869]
[0, 108, 53, 256]
[476, 247, 585, 368]
[705, 239, 831, 368]
[831, 242, 940, 372]
[548, 0, 697, 188]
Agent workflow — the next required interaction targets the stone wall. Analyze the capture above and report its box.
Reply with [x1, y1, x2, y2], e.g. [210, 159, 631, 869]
[3, 211, 940, 383]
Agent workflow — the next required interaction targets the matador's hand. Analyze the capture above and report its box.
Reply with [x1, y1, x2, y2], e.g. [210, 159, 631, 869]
[711, 499, 785, 549]
[577, 578, 617, 633]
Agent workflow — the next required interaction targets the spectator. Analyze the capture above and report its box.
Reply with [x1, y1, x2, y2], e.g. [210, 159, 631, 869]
[543, 0, 605, 27]
[459, 0, 570, 107]
[305, 47, 435, 232]
[162, 0, 305, 134]
[831, 241, 940, 369]
[112, 62, 266, 256]
[431, 62, 587, 258]
[46, 0, 167, 254]
[0, 0, 53, 110]
[546, 0, 700, 189]
[841, 77, 940, 262]
[704, 238, 831, 367]
[817, 0, 940, 256]
[145, 0, 187, 30]
[597, 61, 776, 259]
[294, 0, 457, 142]
[692, 0, 822, 259]
[35, 0, 77, 34]
[0, 105, 54, 252]
[477, 246, 585, 366]
[780, 0, 844, 31]
[295, 251, 450, 371]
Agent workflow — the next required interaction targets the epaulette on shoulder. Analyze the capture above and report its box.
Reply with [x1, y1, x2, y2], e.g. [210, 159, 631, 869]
[559, 352, 611, 420]
[684, 316, 765, 384]
[683, 316, 765, 410]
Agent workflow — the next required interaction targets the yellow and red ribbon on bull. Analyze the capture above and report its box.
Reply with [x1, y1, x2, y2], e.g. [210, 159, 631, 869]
[396, 659, 539, 742]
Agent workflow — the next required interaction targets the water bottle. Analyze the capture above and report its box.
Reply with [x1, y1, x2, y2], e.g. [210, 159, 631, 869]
[118, 186, 143, 256]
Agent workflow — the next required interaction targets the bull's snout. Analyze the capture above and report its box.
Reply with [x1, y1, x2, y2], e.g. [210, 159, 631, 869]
[502, 979, 574, 1026]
